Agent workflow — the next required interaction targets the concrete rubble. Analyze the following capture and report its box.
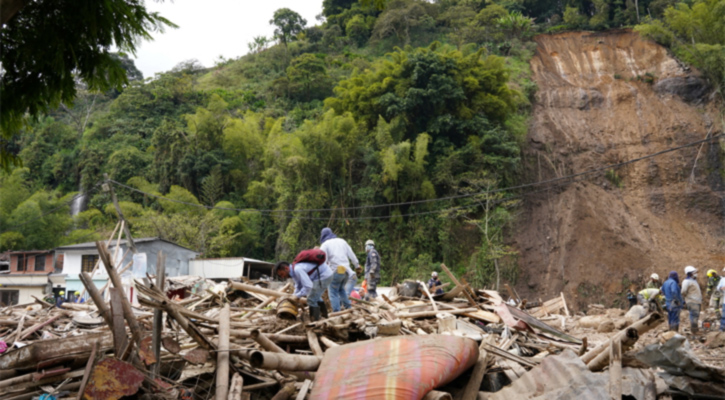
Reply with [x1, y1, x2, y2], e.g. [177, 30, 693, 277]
[0, 242, 723, 399]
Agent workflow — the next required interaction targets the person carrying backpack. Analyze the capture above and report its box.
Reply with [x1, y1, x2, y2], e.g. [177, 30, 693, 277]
[272, 248, 333, 321]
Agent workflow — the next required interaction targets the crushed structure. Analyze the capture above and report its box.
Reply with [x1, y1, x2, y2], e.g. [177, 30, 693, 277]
[0, 240, 724, 400]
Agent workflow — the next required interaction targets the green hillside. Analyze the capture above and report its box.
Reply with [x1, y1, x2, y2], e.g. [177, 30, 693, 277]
[1, 0, 723, 287]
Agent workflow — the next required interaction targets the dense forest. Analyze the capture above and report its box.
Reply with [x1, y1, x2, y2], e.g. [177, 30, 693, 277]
[1, 0, 723, 287]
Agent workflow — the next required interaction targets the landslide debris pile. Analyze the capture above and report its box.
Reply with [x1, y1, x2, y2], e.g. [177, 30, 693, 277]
[516, 29, 724, 309]
[1, 242, 724, 399]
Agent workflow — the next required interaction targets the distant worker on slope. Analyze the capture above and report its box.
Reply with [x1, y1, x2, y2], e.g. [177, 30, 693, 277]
[364, 239, 381, 301]
[707, 269, 722, 317]
[662, 271, 684, 332]
[319, 227, 360, 313]
[646, 273, 661, 289]
[717, 268, 725, 332]
[428, 272, 443, 295]
[272, 248, 333, 321]
[681, 266, 702, 335]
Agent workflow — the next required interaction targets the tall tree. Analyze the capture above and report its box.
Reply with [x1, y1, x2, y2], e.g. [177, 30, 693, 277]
[270, 8, 307, 47]
[0, 0, 176, 168]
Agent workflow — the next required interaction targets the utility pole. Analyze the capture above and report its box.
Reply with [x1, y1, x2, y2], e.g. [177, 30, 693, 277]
[103, 173, 137, 254]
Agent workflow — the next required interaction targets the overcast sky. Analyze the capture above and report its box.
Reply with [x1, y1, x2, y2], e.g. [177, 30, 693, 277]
[133, 0, 323, 78]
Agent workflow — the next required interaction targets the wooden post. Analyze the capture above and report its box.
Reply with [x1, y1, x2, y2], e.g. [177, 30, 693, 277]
[96, 242, 143, 348]
[228, 373, 243, 400]
[76, 342, 98, 400]
[306, 330, 324, 357]
[217, 304, 231, 400]
[109, 288, 128, 356]
[609, 339, 622, 400]
[440, 264, 477, 306]
[103, 173, 137, 253]
[152, 251, 166, 375]
[462, 336, 492, 400]
[419, 281, 438, 312]
[295, 379, 313, 400]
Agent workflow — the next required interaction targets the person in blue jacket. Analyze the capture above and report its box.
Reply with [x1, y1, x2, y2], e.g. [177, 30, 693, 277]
[661, 271, 684, 332]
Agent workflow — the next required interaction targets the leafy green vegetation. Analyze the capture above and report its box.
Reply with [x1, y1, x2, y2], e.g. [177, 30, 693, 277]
[1, 0, 722, 289]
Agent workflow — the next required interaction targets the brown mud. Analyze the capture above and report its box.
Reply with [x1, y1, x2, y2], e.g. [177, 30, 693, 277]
[514, 30, 724, 310]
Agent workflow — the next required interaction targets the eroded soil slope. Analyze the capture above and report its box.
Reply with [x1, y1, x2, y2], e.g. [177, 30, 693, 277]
[514, 30, 724, 310]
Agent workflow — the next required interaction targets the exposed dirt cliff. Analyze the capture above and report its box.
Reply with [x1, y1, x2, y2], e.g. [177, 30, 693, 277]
[514, 30, 724, 310]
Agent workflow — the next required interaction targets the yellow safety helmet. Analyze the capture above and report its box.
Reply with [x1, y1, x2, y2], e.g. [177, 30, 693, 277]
[708, 269, 718, 278]
[59, 291, 65, 295]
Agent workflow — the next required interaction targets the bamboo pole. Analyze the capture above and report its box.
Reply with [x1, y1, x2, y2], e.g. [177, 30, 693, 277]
[152, 251, 166, 375]
[230, 282, 307, 305]
[587, 328, 638, 372]
[419, 280, 438, 312]
[249, 351, 322, 371]
[398, 308, 478, 319]
[251, 329, 286, 353]
[217, 304, 231, 400]
[230, 330, 308, 343]
[306, 330, 323, 356]
[581, 312, 662, 365]
[319, 336, 339, 348]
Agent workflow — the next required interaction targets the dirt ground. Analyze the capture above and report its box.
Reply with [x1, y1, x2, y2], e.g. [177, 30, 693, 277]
[513, 29, 725, 311]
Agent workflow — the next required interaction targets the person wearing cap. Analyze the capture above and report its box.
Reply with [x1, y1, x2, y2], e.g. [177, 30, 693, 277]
[662, 271, 684, 332]
[428, 272, 443, 295]
[363, 239, 381, 300]
[319, 227, 360, 312]
[646, 273, 661, 289]
[706, 269, 722, 315]
[717, 268, 725, 331]
[680, 266, 702, 334]
[56, 291, 65, 308]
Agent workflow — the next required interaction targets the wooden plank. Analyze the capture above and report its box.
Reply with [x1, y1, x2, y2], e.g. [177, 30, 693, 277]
[76, 342, 98, 400]
[217, 304, 231, 400]
[152, 251, 166, 375]
[609, 340, 622, 400]
[418, 281, 438, 312]
[440, 264, 477, 306]
[109, 288, 128, 356]
[561, 292, 571, 317]
[461, 310, 501, 324]
[228, 373, 243, 400]
[295, 379, 313, 400]
[461, 335, 492, 400]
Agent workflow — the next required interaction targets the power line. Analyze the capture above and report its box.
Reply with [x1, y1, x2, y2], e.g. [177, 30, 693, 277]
[106, 132, 723, 218]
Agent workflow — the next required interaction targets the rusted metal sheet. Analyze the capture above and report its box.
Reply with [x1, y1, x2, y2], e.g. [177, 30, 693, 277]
[182, 348, 209, 365]
[138, 335, 157, 365]
[83, 358, 144, 400]
[162, 336, 181, 354]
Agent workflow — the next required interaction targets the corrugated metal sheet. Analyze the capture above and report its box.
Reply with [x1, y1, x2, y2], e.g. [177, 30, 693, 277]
[482, 349, 659, 400]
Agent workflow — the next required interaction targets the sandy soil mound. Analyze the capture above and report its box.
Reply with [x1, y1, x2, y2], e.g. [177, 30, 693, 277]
[514, 30, 724, 310]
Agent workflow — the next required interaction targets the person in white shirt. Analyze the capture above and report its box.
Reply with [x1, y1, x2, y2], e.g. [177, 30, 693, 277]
[319, 227, 360, 312]
[680, 266, 702, 334]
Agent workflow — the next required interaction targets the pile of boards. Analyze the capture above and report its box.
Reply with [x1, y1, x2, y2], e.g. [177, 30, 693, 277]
[1, 243, 724, 399]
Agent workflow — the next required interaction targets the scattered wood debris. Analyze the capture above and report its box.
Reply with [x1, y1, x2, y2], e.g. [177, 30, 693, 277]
[1, 248, 723, 400]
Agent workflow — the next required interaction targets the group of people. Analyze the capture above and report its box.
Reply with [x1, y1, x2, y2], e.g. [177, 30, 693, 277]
[631, 266, 725, 334]
[270, 228, 381, 321]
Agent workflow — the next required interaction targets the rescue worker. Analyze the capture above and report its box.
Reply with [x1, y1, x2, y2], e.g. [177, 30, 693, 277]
[56, 291, 65, 308]
[681, 266, 702, 334]
[646, 273, 661, 289]
[707, 269, 722, 317]
[319, 227, 360, 312]
[364, 240, 381, 300]
[428, 272, 443, 295]
[626, 289, 637, 309]
[662, 271, 684, 332]
[718, 268, 725, 332]
[272, 252, 333, 321]
[637, 288, 660, 306]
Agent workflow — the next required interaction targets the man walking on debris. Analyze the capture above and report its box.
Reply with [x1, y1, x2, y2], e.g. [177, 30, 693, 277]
[429, 272, 444, 295]
[319, 227, 360, 312]
[272, 248, 333, 321]
[681, 266, 702, 334]
[364, 239, 381, 300]
[662, 271, 684, 332]
[707, 269, 722, 318]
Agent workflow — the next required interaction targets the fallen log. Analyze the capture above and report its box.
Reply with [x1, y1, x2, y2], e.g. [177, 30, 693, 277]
[250, 351, 322, 371]
[581, 312, 662, 365]
[0, 332, 112, 370]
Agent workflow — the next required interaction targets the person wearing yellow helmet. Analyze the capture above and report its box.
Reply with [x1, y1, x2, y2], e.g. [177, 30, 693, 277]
[56, 290, 65, 309]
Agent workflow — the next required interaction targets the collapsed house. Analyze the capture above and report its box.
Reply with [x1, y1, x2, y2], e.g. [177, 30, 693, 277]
[0, 239, 724, 400]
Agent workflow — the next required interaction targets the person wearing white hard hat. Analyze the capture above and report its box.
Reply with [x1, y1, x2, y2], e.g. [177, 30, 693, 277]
[646, 273, 661, 289]
[428, 271, 443, 295]
[681, 266, 702, 334]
